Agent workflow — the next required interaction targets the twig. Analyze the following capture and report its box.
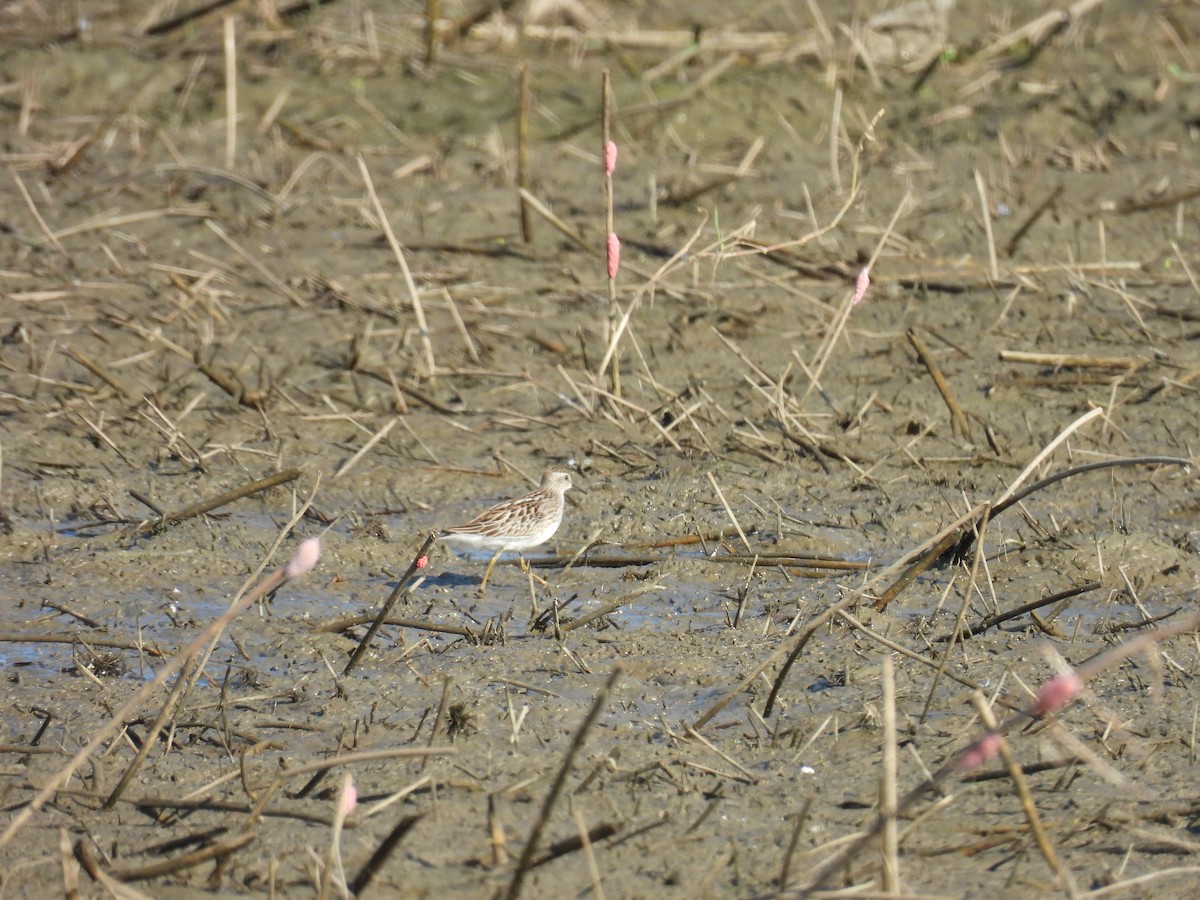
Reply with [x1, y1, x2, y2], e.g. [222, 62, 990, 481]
[505, 666, 622, 900]
[315, 614, 473, 638]
[953, 456, 1189, 559]
[907, 329, 971, 440]
[975, 0, 1108, 63]
[349, 813, 424, 896]
[62, 348, 131, 399]
[517, 65, 532, 242]
[1005, 184, 1063, 257]
[83, 832, 256, 884]
[0, 633, 164, 656]
[128, 467, 301, 537]
[938, 580, 1102, 642]
[343, 534, 437, 676]
[871, 503, 989, 612]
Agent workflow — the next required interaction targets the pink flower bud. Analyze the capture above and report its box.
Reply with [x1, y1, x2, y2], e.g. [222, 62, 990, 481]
[340, 781, 358, 817]
[284, 537, 321, 581]
[1030, 671, 1082, 718]
[416, 554, 429, 570]
[604, 140, 618, 176]
[955, 731, 1001, 771]
[852, 266, 870, 306]
[606, 233, 620, 280]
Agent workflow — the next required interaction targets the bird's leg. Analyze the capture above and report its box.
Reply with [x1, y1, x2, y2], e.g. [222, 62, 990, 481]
[518, 556, 549, 587]
[479, 550, 503, 593]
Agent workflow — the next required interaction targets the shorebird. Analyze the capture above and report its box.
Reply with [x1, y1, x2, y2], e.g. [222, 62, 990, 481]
[437, 466, 574, 591]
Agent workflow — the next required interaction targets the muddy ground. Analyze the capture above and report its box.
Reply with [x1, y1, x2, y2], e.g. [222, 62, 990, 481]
[1, 0, 1199, 896]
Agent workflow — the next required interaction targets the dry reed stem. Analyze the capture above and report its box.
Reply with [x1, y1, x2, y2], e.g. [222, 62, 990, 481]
[8, 168, 65, 255]
[600, 69, 621, 398]
[704, 472, 752, 554]
[994, 406, 1103, 507]
[223, 15, 237, 170]
[835, 610, 1023, 715]
[334, 417, 397, 480]
[974, 169, 1000, 282]
[316, 773, 354, 900]
[204, 219, 307, 307]
[49, 205, 210, 242]
[556, 586, 661, 633]
[1006, 184, 1064, 257]
[88, 831, 257, 884]
[58, 828, 78, 898]
[870, 502, 989, 613]
[797, 192, 907, 408]
[880, 654, 899, 894]
[357, 155, 436, 378]
[421, 676, 453, 774]
[975, 0, 1108, 64]
[953, 456, 1190, 559]
[316, 614, 474, 639]
[0, 633, 164, 656]
[753, 501, 988, 721]
[101, 659, 192, 809]
[73, 839, 154, 899]
[63, 348, 131, 399]
[571, 807, 606, 900]
[516, 186, 592, 254]
[973, 694, 1077, 893]
[523, 552, 861, 574]
[424, 0, 441, 66]
[998, 349, 1141, 371]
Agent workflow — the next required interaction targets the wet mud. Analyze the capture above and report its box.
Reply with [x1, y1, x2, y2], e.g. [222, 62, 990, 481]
[1, 1, 1199, 896]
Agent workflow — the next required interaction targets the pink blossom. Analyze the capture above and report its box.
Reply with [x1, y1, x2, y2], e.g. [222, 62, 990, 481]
[604, 140, 618, 176]
[340, 781, 358, 817]
[1030, 671, 1083, 718]
[852, 266, 870, 306]
[955, 731, 1001, 771]
[606, 233, 620, 280]
[284, 537, 321, 581]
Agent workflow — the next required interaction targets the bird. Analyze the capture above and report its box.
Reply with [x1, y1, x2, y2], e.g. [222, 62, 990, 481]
[437, 466, 574, 591]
